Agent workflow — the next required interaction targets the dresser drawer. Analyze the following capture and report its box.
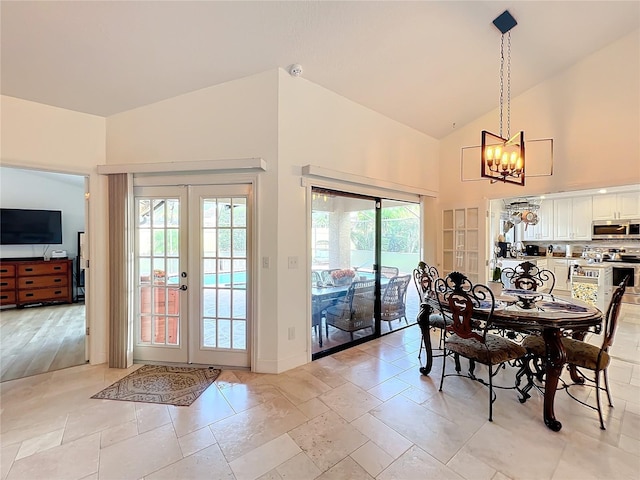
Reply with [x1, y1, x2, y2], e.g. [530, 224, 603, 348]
[18, 276, 68, 289]
[0, 278, 16, 290]
[18, 262, 68, 276]
[18, 287, 69, 303]
[0, 291, 16, 305]
[0, 264, 16, 277]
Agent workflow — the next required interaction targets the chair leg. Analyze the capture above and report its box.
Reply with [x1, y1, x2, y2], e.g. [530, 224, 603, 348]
[350, 332, 354, 341]
[488, 365, 493, 422]
[595, 371, 605, 430]
[439, 347, 447, 391]
[603, 368, 613, 407]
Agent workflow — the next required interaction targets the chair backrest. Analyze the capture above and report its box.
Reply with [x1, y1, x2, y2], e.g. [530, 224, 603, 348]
[413, 262, 439, 301]
[347, 279, 376, 320]
[503, 261, 556, 293]
[381, 275, 411, 312]
[602, 275, 629, 351]
[380, 265, 400, 279]
[434, 271, 494, 343]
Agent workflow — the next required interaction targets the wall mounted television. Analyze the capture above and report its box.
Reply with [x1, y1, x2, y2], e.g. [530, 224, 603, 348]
[0, 208, 63, 245]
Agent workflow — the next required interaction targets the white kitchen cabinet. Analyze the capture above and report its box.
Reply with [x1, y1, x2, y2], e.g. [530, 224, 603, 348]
[549, 258, 572, 292]
[553, 197, 592, 240]
[521, 200, 554, 241]
[592, 191, 640, 220]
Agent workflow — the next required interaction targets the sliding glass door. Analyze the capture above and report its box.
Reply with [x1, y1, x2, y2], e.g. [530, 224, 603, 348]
[311, 188, 420, 358]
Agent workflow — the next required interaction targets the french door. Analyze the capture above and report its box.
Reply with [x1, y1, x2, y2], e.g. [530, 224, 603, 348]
[133, 184, 251, 367]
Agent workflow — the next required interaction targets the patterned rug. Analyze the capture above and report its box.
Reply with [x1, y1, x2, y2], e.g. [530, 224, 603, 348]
[91, 365, 221, 406]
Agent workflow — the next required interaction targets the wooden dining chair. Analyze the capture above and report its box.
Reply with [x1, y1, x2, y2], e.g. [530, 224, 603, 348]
[502, 260, 556, 293]
[522, 276, 628, 429]
[380, 274, 411, 330]
[435, 271, 526, 422]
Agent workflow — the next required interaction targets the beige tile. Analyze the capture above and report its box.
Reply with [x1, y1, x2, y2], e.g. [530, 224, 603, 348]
[447, 450, 497, 480]
[98, 423, 182, 480]
[618, 433, 640, 456]
[6, 432, 100, 480]
[554, 429, 639, 480]
[351, 413, 412, 459]
[463, 421, 566, 479]
[372, 394, 479, 464]
[275, 452, 321, 480]
[62, 399, 136, 443]
[1, 442, 20, 480]
[168, 384, 236, 437]
[14, 427, 64, 460]
[289, 410, 368, 471]
[211, 395, 307, 462]
[100, 420, 138, 448]
[146, 444, 234, 479]
[178, 426, 217, 457]
[229, 434, 301, 480]
[377, 444, 464, 480]
[338, 357, 405, 391]
[219, 381, 284, 413]
[367, 377, 411, 401]
[135, 402, 171, 434]
[256, 471, 283, 480]
[315, 456, 374, 480]
[295, 396, 330, 419]
[260, 369, 332, 405]
[350, 440, 394, 477]
[319, 382, 381, 422]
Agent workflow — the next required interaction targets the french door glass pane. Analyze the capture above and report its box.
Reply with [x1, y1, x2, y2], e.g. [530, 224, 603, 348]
[380, 200, 420, 335]
[311, 190, 376, 356]
[201, 197, 247, 351]
[136, 197, 180, 347]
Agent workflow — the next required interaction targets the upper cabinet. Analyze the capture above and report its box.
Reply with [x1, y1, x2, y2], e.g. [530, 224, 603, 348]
[521, 200, 554, 241]
[592, 192, 640, 220]
[554, 197, 592, 241]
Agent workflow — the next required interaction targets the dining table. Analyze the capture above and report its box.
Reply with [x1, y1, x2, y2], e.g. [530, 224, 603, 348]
[417, 288, 603, 432]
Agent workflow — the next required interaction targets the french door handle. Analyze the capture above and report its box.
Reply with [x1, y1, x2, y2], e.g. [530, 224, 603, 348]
[179, 285, 188, 291]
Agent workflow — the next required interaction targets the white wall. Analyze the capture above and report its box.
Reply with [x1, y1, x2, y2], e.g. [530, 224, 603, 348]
[0, 95, 108, 365]
[0, 167, 85, 260]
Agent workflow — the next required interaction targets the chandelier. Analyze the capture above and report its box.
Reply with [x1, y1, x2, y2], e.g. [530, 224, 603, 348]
[481, 10, 525, 186]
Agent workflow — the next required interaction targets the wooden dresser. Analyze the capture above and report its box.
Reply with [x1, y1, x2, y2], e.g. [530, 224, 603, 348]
[0, 258, 73, 307]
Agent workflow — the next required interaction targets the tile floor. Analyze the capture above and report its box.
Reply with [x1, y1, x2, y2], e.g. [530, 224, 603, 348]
[1, 305, 639, 480]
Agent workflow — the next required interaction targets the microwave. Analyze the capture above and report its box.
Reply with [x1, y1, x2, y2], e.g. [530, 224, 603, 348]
[592, 220, 640, 239]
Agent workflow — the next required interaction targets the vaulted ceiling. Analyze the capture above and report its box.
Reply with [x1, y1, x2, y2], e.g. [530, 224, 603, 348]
[2, 1, 638, 139]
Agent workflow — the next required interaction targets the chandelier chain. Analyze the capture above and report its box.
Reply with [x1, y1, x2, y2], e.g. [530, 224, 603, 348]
[499, 34, 504, 138]
[507, 32, 511, 139]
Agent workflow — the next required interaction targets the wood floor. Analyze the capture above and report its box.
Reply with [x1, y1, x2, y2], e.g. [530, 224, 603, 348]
[0, 302, 86, 382]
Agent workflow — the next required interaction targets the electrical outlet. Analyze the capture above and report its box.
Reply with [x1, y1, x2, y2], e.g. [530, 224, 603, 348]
[288, 256, 298, 269]
[262, 256, 270, 268]
[288, 327, 295, 340]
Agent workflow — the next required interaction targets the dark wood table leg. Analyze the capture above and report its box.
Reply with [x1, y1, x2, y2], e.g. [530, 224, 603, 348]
[543, 328, 567, 432]
[417, 302, 434, 375]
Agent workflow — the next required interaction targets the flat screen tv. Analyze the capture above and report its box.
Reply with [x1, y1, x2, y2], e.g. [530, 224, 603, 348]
[0, 208, 63, 245]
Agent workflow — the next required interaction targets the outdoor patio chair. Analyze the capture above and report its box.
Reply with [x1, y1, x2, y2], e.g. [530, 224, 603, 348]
[325, 279, 376, 340]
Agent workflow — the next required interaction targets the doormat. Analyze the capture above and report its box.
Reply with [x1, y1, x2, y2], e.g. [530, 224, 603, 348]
[91, 365, 221, 406]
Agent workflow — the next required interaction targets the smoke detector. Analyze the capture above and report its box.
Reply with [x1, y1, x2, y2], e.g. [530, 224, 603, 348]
[289, 64, 303, 77]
